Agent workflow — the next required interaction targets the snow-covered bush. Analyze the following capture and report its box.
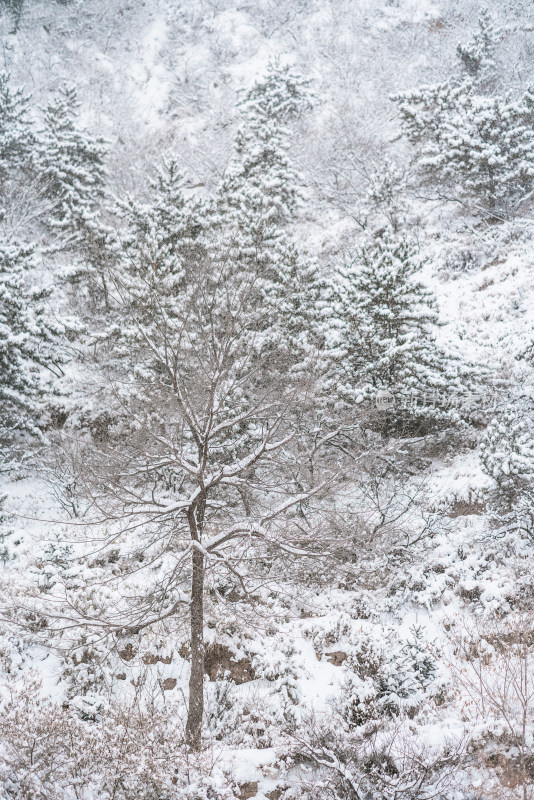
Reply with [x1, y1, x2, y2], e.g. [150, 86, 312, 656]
[252, 637, 304, 733]
[205, 676, 238, 741]
[283, 716, 463, 800]
[337, 626, 443, 728]
[205, 678, 282, 748]
[0, 677, 241, 800]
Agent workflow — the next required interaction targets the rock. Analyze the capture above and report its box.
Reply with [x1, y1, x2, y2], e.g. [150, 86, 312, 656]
[161, 677, 177, 691]
[449, 500, 485, 518]
[485, 750, 534, 788]
[238, 781, 258, 799]
[115, 673, 126, 681]
[204, 643, 255, 684]
[266, 791, 282, 800]
[118, 643, 137, 661]
[180, 642, 255, 684]
[142, 652, 173, 665]
[325, 650, 348, 666]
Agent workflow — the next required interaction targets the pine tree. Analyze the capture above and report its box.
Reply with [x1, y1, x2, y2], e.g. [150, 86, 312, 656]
[120, 157, 205, 270]
[394, 80, 534, 214]
[328, 230, 470, 432]
[391, 79, 468, 151]
[392, 10, 534, 215]
[479, 400, 534, 542]
[2, 0, 25, 34]
[0, 71, 35, 182]
[456, 7, 498, 87]
[480, 401, 534, 499]
[64, 158, 198, 314]
[362, 159, 407, 232]
[0, 227, 64, 452]
[0, 494, 15, 566]
[38, 84, 107, 244]
[213, 60, 322, 378]
[109, 158, 207, 350]
[221, 59, 313, 223]
[65, 211, 117, 312]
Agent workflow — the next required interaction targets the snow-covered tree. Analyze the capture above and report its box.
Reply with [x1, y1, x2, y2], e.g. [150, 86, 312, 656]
[226, 61, 311, 207]
[217, 59, 314, 244]
[392, 10, 534, 215]
[52, 68, 327, 751]
[480, 401, 534, 501]
[2, 0, 25, 33]
[0, 230, 64, 454]
[64, 211, 117, 311]
[61, 103, 330, 746]
[120, 157, 205, 274]
[213, 60, 323, 377]
[328, 230, 471, 433]
[456, 7, 499, 87]
[38, 84, 107, 244]
[63, 159, 198, 315]
[393, 79, 534, 214]
[362, 159, 408, 233]
[0, 494, 15, 565]
[0, 71, 35, 182]
[66, 217, 329, 747]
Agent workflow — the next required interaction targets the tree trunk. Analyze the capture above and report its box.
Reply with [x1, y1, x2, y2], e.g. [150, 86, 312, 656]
[185, 546, 205, 750]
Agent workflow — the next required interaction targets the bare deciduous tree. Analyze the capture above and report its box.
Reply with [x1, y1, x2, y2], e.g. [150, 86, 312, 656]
[59, 219, 333, 749]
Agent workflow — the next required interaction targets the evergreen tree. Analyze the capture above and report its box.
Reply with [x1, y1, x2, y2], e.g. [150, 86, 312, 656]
[120, 157, 205, 269]
[480, 401, 534, 500]
[0, 71, 35, 182]
[479, 400, 534, 542]
[0, 494, 15, 566]
[110, 158, 207, 347]
[64, 211, 117, 312]
[392, 10, 534, 215]
[38, 84, 107, 244]
[0, 227, 64, 452]
[391, 79, 468, 152]
[2, 0, 25, 34]
[394, 80, 534, 214]
[221, 59, 314, 225]
[456, 7, 498, 87]
[362, 159, 407, 232]
[219, 59, 313, 232]
[65, 152, 197, 318]
[213, 60, 322, 377]
[328, 230, 471, 432]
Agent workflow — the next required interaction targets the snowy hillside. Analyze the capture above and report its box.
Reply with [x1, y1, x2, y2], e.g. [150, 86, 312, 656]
[2, 1, 534, 798]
